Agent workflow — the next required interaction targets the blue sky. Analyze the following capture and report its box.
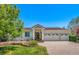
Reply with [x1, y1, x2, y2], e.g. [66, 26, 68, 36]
[17, 4, 79, 28]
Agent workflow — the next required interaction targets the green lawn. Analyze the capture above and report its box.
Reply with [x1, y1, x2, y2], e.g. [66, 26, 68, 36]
[0, 45, 48, 55]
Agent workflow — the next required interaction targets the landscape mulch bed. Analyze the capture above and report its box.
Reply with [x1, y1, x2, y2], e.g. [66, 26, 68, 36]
[0, 41, 29, 46]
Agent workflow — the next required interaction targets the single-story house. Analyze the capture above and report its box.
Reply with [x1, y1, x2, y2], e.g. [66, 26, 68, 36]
[16, 24, 70, 41]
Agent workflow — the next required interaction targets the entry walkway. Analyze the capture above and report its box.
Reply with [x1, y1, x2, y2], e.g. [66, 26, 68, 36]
[38, 41, 79, 55]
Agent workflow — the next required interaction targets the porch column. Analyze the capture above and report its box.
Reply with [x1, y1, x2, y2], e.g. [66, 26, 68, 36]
[42, 28, 44, 40]
[32, 28, 35, 40]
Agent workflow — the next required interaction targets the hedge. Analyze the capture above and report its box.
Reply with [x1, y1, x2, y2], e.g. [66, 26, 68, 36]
[69, 35, 77, 42]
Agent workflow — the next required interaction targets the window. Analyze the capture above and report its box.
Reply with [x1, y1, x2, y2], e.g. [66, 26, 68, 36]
[25, 32, 30, 37]
[52, 34, 55, 36]
[56, 34, 58, 36]
[61, 34, 63, 36]
[48, 34, 50, 36]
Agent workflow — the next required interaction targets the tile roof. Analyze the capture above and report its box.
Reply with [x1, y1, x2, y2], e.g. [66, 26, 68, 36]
[45, 28, 66, 30]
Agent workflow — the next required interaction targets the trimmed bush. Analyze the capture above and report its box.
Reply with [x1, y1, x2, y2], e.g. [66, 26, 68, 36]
[0, 38, 8, 42]
[29, 40, 38, 47]
[69, 35, 77, 42]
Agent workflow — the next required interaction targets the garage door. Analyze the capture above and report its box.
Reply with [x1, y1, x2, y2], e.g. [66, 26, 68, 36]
[44, 33, 69, 41]
[44, 34, 60, 41]
[60, 34, 69, 40]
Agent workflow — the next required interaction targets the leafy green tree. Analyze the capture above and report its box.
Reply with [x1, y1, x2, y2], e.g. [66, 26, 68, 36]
[0, 4, 24, 41]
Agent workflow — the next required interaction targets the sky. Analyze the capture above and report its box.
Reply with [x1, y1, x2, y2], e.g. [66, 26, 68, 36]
[16, 4, 79, 28]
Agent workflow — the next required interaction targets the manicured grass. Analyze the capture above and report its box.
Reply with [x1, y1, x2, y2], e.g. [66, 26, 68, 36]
[0, 45, 48, 55]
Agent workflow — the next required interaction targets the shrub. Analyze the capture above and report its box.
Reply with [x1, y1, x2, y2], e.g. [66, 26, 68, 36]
[29, 40, 38, 47]
[69, 35, 77, 42]
[35, 46, 48, 55]
[0, 38, 8, 42]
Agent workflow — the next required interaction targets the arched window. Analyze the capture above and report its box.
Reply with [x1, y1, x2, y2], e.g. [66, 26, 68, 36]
[48, 34, 50, 36]
[56, 34, 58, 36]
[52, 34, 55, 36]
[61, 34, 63, 36]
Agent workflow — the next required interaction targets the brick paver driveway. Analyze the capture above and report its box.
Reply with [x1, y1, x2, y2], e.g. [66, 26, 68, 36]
[38, 41, 79, 55]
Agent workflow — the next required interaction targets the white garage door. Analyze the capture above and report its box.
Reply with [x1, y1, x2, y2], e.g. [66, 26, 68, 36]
[44, 33, 69, 41]
[60, 34, 69, 40]
[44, 33, 60, 40]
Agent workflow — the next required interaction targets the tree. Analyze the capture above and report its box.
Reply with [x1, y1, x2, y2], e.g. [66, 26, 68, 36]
[68, 17, 79, 36]
[68, 17, 79, 29]
[0, 4, 24, 41]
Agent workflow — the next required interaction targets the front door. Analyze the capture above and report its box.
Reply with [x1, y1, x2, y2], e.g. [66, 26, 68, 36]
[35, 32, 42, 41]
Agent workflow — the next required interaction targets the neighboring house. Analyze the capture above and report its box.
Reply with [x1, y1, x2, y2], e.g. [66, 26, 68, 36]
[16, 24, 70, 41]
